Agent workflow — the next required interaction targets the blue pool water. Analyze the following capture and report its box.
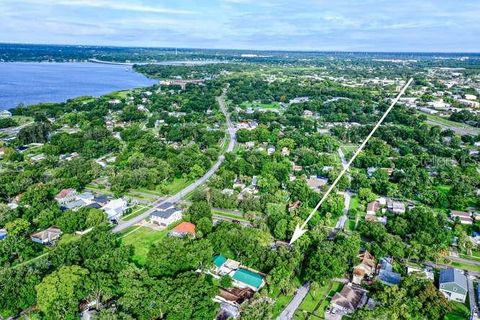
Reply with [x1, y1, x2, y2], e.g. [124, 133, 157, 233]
[0, 62, 157, 110]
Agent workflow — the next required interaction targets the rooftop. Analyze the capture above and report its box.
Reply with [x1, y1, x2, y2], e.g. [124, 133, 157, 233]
[232, 268, 264, 289]
[214, 255, 227, 268]
[439, 268, 467, 291]
[172, 221, 196, 235]
[152, 207, 180, 219]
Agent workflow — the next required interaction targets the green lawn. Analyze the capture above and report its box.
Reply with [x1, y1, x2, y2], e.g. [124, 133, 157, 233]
[299, 283, 331, 312]
[121, 226, 168, 266]
[57, 233, 81, 245]
[272, 293, 295, 318]
[271, 278, 301, 318]
[349, 196, 359, 210]
[450, 261, 480, 273]
[436, 185, 451, 196]
[294, 281, 344, 319]
[11, 115, 33, 126]
[340, 143, 359, 155]
[426, 113, 473, 129]
[347, 219, 356, 232]
[459, 254, 480, 263]
[159, 177, 192, 196]
[212, 210, 247, 221]
[240, 101, 280, 109]
[445, 301, 470, 320]
[122, 205, 152, 221]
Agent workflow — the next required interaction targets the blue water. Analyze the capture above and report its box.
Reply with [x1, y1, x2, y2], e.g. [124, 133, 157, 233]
[0, 62, 157, 110]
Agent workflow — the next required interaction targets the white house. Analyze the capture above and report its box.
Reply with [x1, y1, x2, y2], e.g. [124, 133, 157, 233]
[31, 227, 62, 245]
[55, 189, 77, 204]
[101, 198, 128, 221]
[0, 110, 12, 118]
[150, 207, 182, 227]
[439, 268, 467, 303]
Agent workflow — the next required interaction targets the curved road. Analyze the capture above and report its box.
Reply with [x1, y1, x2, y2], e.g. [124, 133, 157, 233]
[113, 89, 235, 233]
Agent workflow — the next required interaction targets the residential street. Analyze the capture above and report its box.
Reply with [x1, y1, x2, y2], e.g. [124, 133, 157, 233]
[278, 283, 310, 320]
[113, 89, 235, 233]
[467, 274, 479, 319]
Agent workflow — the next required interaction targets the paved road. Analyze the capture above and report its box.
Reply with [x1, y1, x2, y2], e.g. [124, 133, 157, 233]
[0, 121, 34, 135]
[212, 214, 252, 227]
[426, 119, 480, 136]
[467, 274, 479, 319]
[448, 255, 480, 267]
[113, 89, 235, 233]
[338, 148, 348, 169]
[278, 282, 310, 320]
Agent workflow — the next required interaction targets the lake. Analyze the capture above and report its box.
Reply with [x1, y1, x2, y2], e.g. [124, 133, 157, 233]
[0, 62, 157, 110]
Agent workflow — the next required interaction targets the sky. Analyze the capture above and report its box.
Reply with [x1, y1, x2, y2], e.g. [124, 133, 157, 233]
[1, 0, 479, 52]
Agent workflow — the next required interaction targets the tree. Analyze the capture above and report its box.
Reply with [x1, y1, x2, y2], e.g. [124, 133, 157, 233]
[36, 266, 91, 320]
[0, 265, 43, 317]
[17, 122, 50, 144]
[187, 201, 212, 224]
[86, 208, 108, 227]
[219, 275, 233, 288]
[240, 296, 274, 320]
[117, 264, 166, 320]
[353, 274, 451, 320]
[358, 187, 376, 204]
[56, 209, 87, 233]
[196, 217, 213, 236]
[163, 272, 219, 320]
[304, 234, 360, 283]
[147, 238, 213, 277]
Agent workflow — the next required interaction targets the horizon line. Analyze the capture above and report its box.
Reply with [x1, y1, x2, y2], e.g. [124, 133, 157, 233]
[1, 41, 480, 55]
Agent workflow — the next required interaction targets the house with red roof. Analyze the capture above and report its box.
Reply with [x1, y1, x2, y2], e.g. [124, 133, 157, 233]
[169, 221, 196, 238]
[55, 188, 77, 204]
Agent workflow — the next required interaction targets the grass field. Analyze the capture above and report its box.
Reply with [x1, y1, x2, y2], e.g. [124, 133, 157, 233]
[293, 281, 344, 319]
[272, 293, 295, 318]
[212, 210, 247, 221]
[425, 113, 472, 129]
[271, 278, 301, 318]
[122, 205, 152, 221]
[459, 253, 480, 263]
[159, 177, 192, 196]
[121, 226, 168, 266]
[449, 260, 480, 273]
[11, 115, 33, 126]
[240, 101, 280, 109]
[349, 196, 359, 210]
[445, 301, 470, 320]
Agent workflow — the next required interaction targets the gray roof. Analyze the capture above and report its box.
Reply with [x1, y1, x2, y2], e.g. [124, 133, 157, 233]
[152, 207, 179, 219]
[62, 199, 86, 210]
[94, 195, 110, 204]
[158, 202, 173, 210]
[378, 270, 402, 286]
[86, 202, 102, 209]
[440, 268, 467, 291]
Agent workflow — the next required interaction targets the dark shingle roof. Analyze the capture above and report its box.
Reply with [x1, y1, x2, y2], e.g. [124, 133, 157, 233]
[86, 202, 102, 209]
[440, 268, 467, 291]
[152, 207, 178, 219]
[157, 202, 173, 210]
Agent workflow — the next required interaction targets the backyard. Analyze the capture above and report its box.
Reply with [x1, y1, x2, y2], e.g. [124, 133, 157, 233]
[293, 281, 344, 319]
[120, 226, 169, 266]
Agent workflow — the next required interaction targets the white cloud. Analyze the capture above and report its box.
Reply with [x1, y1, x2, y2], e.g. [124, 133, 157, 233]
[14, 0, 197, 15]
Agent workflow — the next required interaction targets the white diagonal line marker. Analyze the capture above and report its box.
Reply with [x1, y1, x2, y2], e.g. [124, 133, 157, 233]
[289, 78, 413, 244]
